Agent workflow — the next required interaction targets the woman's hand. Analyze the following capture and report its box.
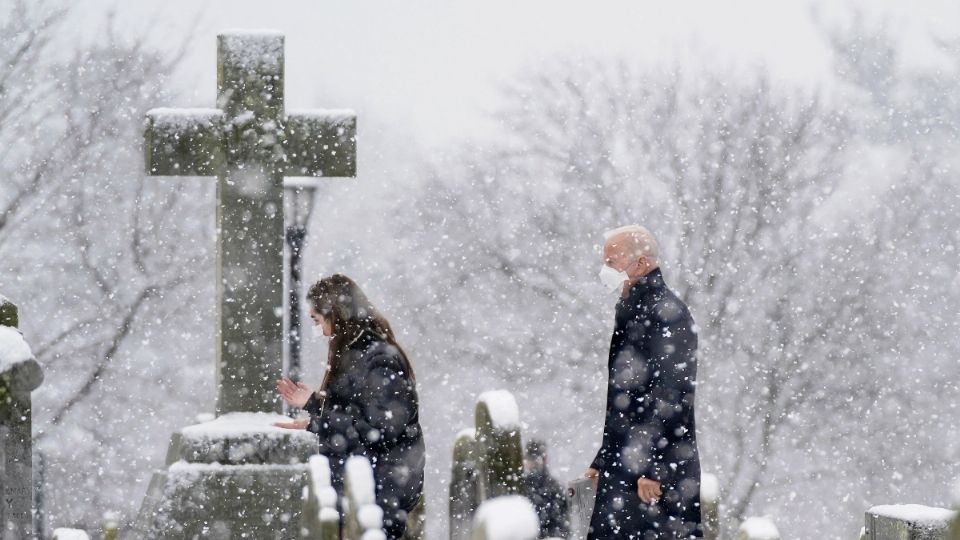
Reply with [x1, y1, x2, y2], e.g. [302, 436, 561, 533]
[273, 416, 310, 430]
[276, 377, 313, 409]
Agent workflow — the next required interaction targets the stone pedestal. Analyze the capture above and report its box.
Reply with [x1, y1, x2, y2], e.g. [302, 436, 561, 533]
[865, 505, 955, 540]
[132, 413, 316, 539]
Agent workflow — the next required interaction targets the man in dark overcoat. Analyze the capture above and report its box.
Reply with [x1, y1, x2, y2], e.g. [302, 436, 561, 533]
[586, 225, 702, 539]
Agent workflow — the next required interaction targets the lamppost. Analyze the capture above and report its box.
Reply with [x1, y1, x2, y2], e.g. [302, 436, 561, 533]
[283, 178, 320, 384]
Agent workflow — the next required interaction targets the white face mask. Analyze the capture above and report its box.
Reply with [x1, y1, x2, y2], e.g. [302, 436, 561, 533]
[311, 324, 326, 338]
[598, 264, 629, 292]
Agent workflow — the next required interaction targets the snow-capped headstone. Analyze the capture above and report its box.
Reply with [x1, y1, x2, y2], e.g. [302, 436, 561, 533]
[450, 391, 525, 535]
[143, 30, 356, 415]
[736, 516, 780, 540]
[300, 455, 339, 540]
[701, 472, 720, 540]
[951, 480, 960, 540]
[865, 504, 955, 540]
[134, 30, 357, 538]
[470, 495, 540, 540]
[51, 528, 90, 540]
[475, 390, 523, 499]
[343, 456, 386, 540]
[0, 295, 43, 540]
[451, 428, 481, 540]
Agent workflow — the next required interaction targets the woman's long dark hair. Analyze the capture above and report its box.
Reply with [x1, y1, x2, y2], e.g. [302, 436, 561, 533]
[307, 274, 415, 392]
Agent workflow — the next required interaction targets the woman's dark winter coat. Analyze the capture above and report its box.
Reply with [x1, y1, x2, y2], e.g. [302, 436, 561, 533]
[588, 268, 703, 539]
[303, 330, 425, 539]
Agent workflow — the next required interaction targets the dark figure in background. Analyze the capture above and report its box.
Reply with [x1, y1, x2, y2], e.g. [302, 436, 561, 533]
[275, 274, 425, 540]
[586, 225, 702, 539]
[522, 439, 570, 539]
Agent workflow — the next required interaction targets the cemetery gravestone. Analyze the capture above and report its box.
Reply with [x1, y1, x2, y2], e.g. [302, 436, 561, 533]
[0, 295, 43, 540]
[143, 30, 356, 415]
[134, 30, 356, 538]
[474, 390, 523, 500]
[865, 505, 955, 540]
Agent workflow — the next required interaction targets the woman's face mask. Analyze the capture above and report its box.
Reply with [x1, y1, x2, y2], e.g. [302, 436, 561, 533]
[311, 323, 326, 338]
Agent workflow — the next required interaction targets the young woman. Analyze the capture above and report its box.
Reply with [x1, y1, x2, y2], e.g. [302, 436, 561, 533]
[274, 274, 425, 539]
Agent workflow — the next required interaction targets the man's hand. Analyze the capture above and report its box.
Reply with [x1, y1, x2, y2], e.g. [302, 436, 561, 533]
[273, 416, 310, 430]
[637, 477, 662, 504]
[584, 467, 600, 490]
[276, 377, 312, 409]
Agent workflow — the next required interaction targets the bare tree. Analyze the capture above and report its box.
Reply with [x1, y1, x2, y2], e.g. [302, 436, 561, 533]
[333, 58, 944, 538]
[0, 3, 212, 530]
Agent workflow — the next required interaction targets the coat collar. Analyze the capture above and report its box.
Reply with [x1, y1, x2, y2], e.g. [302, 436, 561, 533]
[625, 266, 665, 299]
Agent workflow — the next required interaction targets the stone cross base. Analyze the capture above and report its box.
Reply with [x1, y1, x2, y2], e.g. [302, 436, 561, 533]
[131, 413, 317, 539]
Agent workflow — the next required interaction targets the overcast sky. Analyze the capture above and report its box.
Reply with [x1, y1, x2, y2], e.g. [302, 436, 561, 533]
[67, 0, 960, 151]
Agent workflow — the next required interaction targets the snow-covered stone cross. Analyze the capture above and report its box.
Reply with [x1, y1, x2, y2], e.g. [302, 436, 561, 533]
[144, 31, 356, 415]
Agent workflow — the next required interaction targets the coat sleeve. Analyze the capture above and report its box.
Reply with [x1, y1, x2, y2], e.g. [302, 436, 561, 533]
[353, 351, 417, 446]
[303, 391, 325, 415]
[641, 305, 697, 483]
[306, 400, 360, 456]
[590, 380, 614, 470]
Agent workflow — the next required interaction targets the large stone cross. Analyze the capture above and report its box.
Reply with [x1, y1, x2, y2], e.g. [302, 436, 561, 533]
[144, 31, 356, 415]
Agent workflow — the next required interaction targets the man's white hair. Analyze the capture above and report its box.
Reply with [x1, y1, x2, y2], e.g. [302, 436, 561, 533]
[603, 224, 660, 264]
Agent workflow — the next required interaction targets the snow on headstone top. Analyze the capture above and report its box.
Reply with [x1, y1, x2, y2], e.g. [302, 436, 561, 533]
[737, 516, 780, 540]
[357, 504, 384, 532]
[868, 504, 956, 527]
[346, 456, 377, 506]
[0, 325, 33, 374]
[287, 108, 357, 122]
[456, 427, 476, 440]
[181, 412, 312, 440]
[219, 30, 284, 70]
[308, 454, 332, 494]
[701, 472, 720, 502]
[472, 495, 540, 540]
[478, 390, 521, 429]
[146, 108, 224, 132]
[51, 529, 90, 540]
